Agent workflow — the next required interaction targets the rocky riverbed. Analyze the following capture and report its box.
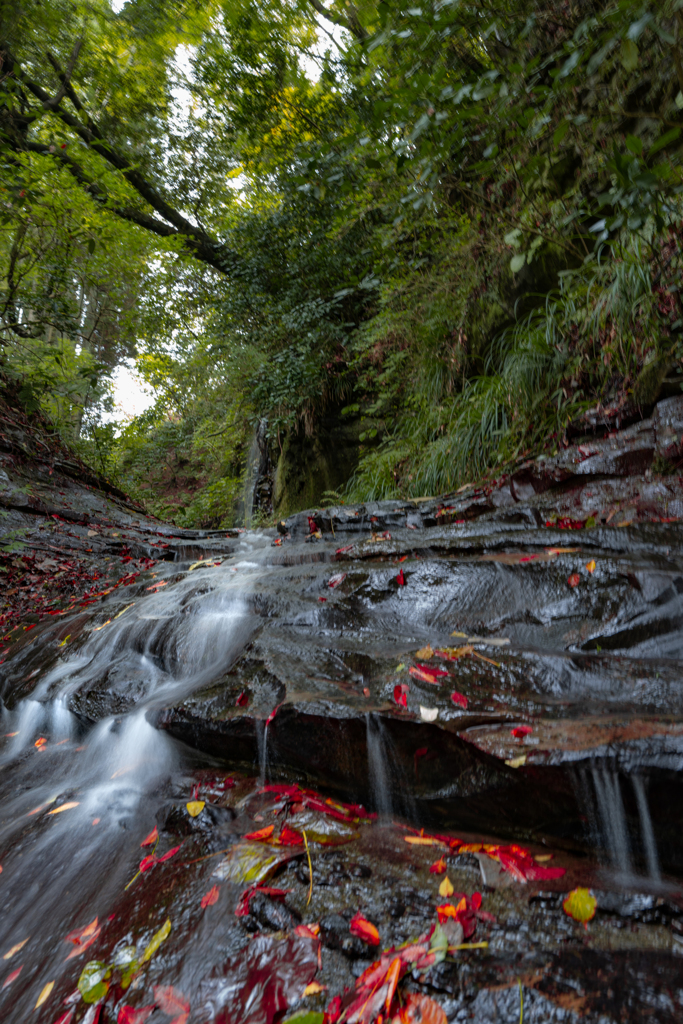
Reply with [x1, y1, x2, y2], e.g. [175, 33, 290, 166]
[2, 397, 683, 1023]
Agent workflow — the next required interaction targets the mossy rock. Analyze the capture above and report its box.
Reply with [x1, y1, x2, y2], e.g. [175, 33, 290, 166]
[273, 409, 384, 516]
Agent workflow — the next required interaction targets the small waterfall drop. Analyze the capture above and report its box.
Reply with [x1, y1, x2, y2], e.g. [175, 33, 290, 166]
[576, 766, 662, 881]
[632, 774, 661, 881]
[366, 713, 393, 818]
[256, 719, 269, 784]
[591, 767, 633, 874]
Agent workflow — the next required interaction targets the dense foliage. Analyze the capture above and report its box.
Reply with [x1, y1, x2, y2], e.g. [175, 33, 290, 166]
[2, 0, 683, 523]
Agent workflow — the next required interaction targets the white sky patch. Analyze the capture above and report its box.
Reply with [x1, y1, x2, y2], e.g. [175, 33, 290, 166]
[109, 362, 155, 421]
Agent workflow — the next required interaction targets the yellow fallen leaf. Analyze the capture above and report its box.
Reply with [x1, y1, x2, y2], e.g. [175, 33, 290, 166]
[585, 559, 596, 573]
[505, 755, 527, 768]
[534, 854, 552, 862]
[404, 836, 436, 845]
[57, 635, 70, 647]
[189, 559, 211, 571]
[450, 941, 489, 950]
[439, 876, 454, 897]
[113, 603, 135, 620]
[304, 981, 326, 995]
[140, 918, 171, 964]
[450, 631, 467, 637]
[3, 938, 28, 960]
[545, 547, 580, 555]
[47, 802, 79, 815]
[415, 644, 434, 659]
[563, 887, 596, 926]
[35, 981, 54, 1008]
[92, 620, 111, 631]
[186, 800, 205, 817]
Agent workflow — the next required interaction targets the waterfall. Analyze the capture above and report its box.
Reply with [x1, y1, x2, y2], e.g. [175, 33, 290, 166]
[256, 719, 269, 785]
[240, 429, 261, 529]
[576, 766, 662, 881]
[632, 775, 661, 881]
[366, 713, 393, 818]
[591, 767, 633, 874]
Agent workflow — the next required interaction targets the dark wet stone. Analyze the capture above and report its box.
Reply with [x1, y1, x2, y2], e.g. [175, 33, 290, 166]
[319, 913, 368, 958]
[246, 893, 301, 932]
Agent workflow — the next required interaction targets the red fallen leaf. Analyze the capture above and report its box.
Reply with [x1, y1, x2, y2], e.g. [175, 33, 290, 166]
[2, 966, 22, 989]
[450, 690, 468, 709]
[140, 826, 158, 847]
[201, 885, 220, 908]
[153, 984, 190, 1024]
[156, 845, 180, 863]
[326, 994, 342, 1023]
[318, 597, 327, 602]
[118, 1007, 154, 1024]
[511, 725, 532, 738]
[567, 573, 580, 588]
[394, 683, 409, 708]
[235, 690, 249, 706]
[266, 702, 283, 726]
[349, 912, 380, 946]
[429, 857, 447, 874]
[328, 572, 346, 588]
[295, 924, 320, 939]
[396, 569, 405, 585]
[471, 892, 482, 910]
[336, 544, 354, 554]
[140, 845, 180, 872]
[278, 824, 303, 846]
[245, 824, 275, 841]
[235, 884, 290, 916]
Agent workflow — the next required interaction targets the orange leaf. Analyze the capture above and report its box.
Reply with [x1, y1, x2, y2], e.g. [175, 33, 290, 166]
[585, 559, 596, 573]
[304, 981, 325, 995]
[201, 885, 219, 909]
[3, 938, 28, 960]
[400, 993, 447, 1024]
[153, 984, 190, 1024]
[404, 836, 436, 845]
[245, 824, 274, 842]
[349, 912, 380, 946]
[384, 956, 402, 1014]
[429, 857, 447, 874]
[140, 826, 158, 847]
[47, 802, 79, 815]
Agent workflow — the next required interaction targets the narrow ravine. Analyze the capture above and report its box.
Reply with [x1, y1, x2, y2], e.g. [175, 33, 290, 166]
[2, 402, 683, 1023]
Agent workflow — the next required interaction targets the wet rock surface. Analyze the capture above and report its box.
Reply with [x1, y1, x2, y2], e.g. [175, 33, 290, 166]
[2, 398, 683, 1022]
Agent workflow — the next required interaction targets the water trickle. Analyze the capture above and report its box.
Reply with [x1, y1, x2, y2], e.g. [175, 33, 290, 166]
[591, 767, 633, 874]
[256, 719, 269, 784]
[632, 774, 661, 881]
[366, 713, 393, 818]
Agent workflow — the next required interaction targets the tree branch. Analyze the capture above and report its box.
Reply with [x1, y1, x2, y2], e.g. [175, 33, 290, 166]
[306, 0, 367, 42]
[2, 48, 238, 276]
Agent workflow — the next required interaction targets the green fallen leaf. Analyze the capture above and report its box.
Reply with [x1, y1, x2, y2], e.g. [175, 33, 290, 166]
[78, 960, 111, 1004]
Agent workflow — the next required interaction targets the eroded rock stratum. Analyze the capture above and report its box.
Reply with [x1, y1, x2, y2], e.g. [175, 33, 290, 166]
[2, 397, 683, 1023]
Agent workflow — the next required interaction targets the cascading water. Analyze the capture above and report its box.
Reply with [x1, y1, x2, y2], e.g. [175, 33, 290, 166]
[366, 713, 393, 818]
[365, 713, 417, 822]
[0, 533, 275, 1021]
[575, 766, 663, 882]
